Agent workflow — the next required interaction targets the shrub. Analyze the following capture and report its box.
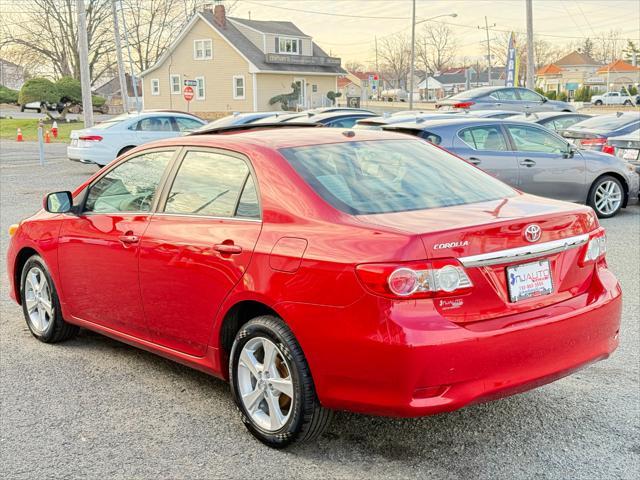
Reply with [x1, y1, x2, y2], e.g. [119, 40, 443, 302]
[558, 91, 568, 102]
[56, 76, 82, 104]
[92, 95, 106, 107]
[0, 85, 19, 104]
[534, 87, 545, 96]
[18, 77, 59, 105]
[628, 86, 638, 96]
[574, 86, 592, 102]
[545, 90, 557, 100]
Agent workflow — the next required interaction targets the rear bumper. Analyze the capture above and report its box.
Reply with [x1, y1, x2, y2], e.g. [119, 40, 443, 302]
[285, 264, 622, 417]
[67, 145, 114, 166]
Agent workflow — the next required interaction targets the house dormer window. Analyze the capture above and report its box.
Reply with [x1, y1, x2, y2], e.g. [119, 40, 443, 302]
[276, 37, 301, 55]
[194, 39, 212, 60]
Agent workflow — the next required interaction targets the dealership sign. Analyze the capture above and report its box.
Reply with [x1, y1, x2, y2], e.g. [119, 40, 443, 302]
[505, 32, 519, 87]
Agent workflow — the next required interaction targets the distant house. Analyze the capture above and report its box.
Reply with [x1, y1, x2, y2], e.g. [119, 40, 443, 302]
[418, 67, 504, 100]
[337, 71, 380, 98]
[0, 59, 25, 90]
[536, 50, 602, 98]
[592, 60, 640, 92]
[94, 73, 142, 113]
[140, 4, 345, 115]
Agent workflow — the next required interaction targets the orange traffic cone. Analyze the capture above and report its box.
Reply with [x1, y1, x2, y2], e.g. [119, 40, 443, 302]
[16, 128, 23, 142]
[45, 130, 51, 143]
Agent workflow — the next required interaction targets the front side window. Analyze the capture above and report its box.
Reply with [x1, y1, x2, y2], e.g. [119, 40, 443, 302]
[280, 140, 515, 215]
[492, 88, 519, 101]
[135, 116, 174, 132]
[170, 74, 181, 94]
[278, 37, 300, 54]
[459, 126, 508, 151]
[518, 89, 543, 101]
[151, 79, 160, 95]
[233, 76, 245, 100]
[194, 39, 212, 60]
[506, 125, 568, 154]
[164, 151, 259, 218]
[84, 151, 173, 213]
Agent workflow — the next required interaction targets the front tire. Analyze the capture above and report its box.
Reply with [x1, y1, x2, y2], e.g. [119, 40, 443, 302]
[229, 315, 333, 448]
[588, 175, 624, 218]
[20, 255, 79, 343]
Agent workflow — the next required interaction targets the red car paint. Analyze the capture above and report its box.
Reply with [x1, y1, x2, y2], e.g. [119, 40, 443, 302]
[7, 129, 621, 417]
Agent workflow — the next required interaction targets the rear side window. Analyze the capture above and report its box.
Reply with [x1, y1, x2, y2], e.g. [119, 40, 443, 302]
[164, 151, 259, 218]
[134, 116, 175, 132]
[458, 126, 508, 151]
[491, 88, 519, 101]
[175, 117, 204, 132]
[280, 140, 515, 215]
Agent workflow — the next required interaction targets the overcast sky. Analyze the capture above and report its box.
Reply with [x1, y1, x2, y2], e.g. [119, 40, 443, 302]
[232, 0, 640, 63]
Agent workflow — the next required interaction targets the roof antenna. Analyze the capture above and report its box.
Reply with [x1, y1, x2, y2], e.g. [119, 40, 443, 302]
[248, 10, 251, 20]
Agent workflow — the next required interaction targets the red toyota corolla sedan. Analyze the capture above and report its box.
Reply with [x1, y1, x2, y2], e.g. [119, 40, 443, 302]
[7, 126, 621, 448]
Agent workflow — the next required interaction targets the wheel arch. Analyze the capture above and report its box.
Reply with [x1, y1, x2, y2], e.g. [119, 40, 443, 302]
[589, 172, 629, 208]
[12, 246, 40, 305]
[117, 145, 136, 157]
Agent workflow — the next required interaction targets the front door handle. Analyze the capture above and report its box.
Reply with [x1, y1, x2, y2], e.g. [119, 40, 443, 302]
[468, 157, 481, 165]
[119, 234, 139, 244]
[519, 159, 536, 167]
[214, 243, 242, 255]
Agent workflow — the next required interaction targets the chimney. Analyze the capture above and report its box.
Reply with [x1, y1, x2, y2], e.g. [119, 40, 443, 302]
[213, 4, 226, 27]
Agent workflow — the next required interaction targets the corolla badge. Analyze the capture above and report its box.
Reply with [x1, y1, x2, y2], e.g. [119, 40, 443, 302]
[524, 224, 542, 243]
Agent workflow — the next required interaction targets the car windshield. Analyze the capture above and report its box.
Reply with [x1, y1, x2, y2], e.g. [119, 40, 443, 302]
[570, 113, 640, 131]
[279, 139, 515, 215]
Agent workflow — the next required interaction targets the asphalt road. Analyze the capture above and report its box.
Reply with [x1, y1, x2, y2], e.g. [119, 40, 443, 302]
[1, 141, 638, 479]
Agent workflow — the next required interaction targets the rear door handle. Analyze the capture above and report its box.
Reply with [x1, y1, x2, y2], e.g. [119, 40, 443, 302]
[119, 234, 139, 244]
[468, 157, 481, 165]
[519, 159, 536, 167]
[214, 243, 242, 254]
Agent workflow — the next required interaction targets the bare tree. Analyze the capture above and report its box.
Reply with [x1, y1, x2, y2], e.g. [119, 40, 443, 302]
[378, 34, 411, 89]
[416, 23, 457, 77]
[592, 30, 624, 64]
[344, 60, 365, 73]
[0, 0, 115, 83]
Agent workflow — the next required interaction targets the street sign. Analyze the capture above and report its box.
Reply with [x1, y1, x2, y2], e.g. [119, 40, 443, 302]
[183, 85, 194, 102]
[184, 79, 197, 87]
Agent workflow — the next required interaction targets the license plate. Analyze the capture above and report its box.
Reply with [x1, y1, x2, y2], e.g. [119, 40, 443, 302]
[506, 259, 553, 303]
[621, 148, 639, 161]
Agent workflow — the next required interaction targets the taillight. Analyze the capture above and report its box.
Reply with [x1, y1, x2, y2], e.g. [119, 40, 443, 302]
[355, 258, 473, 299]
[453, 101, 475, 109]
[582, 230, 606, 265]
[602, 145, 615, 155]
[79, 135, 103, 141]
[580, 138, 606, 151]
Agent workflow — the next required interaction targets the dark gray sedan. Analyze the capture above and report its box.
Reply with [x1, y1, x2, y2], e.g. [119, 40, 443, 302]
[436, 86, 575, 113]
[382, 117, 638, 218]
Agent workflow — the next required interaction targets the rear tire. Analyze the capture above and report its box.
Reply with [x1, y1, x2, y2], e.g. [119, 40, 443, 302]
[229, 315, 333, 448]
[20, 255, 79, 343]
[594, 100, 603, 106]
[623, 100, 632, 106]
[588, 175, 624, 218]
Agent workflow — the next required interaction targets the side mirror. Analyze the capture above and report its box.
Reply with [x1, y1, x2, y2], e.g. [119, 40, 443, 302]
[563, 144, 576, 158]
[541, 96, 548, 103]
[44, 191, 73, 213]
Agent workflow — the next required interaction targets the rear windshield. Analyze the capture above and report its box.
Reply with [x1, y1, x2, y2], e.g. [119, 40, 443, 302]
[279, 139, 515, 215]
[569, 113, 640, 131]
[447, 87, 495, 100]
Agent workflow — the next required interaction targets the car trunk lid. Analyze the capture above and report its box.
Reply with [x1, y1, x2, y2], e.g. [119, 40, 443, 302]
[356, 194, 598, 324]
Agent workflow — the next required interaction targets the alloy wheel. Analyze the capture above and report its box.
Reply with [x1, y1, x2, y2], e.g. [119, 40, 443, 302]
[237, 337, 294, 431]
[594, 180, 622, 216]
[24, 266, 53, 334]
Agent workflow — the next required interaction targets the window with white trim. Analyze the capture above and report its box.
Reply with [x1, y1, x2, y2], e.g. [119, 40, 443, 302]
[151, 79, 160, 96]
[194, 39, 212, 60]
[170, 74, 181, 94]
[233, 75, 245, 100]
[195, 76, 205, 100]
[277, 37, 300, 55]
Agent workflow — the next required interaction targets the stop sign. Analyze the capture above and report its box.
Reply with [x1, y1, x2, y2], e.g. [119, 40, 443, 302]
[183, 86, 194, 102]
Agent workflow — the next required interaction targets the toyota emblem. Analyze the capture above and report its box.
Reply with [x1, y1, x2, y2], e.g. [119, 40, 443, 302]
[524, 224, 542, 243]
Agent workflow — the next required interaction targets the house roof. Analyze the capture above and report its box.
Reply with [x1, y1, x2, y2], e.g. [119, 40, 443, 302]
[555, 51, 599, 66]
[95, 73, 141, 97]
[597, 59, 640, 73]
[201, 11, 345, 75]
[337, 77, 353, 88]
[229, 17, 309, 37]
[537, 63, 563, 75]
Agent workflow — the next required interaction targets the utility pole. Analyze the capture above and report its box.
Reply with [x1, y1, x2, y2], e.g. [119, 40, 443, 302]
[409, 0, 416, 109]
[112, 0, 129, 113]
[480, 16, 495, 86]
[374, 36, 379, 100]
[119, 0, 141, 112]
[76, 0, 94, 127]
[525, 0, 535, 89]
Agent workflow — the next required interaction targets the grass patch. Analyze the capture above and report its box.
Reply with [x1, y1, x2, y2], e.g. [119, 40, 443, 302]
[0, 118, 84, 142]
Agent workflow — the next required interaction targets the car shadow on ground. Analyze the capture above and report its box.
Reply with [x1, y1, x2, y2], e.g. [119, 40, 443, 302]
[57, 327, 574, 463]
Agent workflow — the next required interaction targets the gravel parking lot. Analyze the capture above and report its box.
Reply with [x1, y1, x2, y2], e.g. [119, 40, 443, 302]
[1, 140, 638, 479]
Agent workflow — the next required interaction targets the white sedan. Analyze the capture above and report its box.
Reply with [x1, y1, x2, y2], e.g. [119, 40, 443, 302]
[67, 111, 206, 166]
